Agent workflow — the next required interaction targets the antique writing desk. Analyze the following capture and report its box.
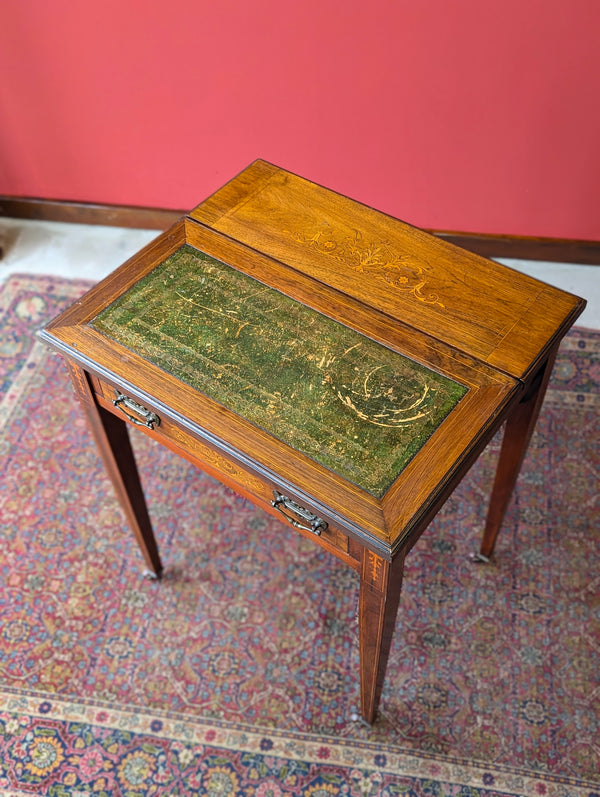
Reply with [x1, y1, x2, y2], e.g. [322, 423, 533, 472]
[40, 161, 585, 723]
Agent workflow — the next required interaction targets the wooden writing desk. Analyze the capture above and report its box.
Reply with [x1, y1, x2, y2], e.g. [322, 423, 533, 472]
[40, 161, 585, 723]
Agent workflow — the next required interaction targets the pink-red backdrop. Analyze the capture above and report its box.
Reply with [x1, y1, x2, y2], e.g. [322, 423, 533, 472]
[1, 0, 599, 239]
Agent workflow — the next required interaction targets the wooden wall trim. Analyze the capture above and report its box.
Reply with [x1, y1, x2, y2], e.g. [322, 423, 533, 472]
[1, 196, 599, 265]
[0, 196, 186, 231]
[432, 231, 600, 265]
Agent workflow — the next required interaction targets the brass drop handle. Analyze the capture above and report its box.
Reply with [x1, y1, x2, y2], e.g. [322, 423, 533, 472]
[113, 391, 160, 430]
[271, 491, 328, 536]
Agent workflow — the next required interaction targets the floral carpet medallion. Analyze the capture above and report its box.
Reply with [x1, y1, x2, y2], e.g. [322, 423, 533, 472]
[0, 274, 598, 796]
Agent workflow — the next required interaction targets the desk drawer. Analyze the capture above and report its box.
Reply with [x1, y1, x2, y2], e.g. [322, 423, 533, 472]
[90, 375, 356, 566]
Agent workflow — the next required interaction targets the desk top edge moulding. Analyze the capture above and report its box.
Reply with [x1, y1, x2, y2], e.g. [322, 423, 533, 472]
[39, 160, 585, 724]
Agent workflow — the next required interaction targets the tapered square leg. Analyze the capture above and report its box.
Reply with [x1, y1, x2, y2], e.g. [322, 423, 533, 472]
[66, 363, 163, 577]
[358, 550, 406, 723]
[480, 345, 559, 559]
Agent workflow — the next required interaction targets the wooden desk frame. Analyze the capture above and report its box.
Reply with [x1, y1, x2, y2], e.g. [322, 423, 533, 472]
[40, 162, 585, 723]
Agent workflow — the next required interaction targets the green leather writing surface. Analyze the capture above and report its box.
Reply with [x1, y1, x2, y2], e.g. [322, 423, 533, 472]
[91, 245, 467, 496]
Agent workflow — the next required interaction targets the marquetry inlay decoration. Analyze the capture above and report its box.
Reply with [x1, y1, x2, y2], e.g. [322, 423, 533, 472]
[289, 223, 445, 308]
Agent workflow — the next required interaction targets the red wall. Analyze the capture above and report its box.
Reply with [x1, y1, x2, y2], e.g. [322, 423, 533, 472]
[1, 0, 599, 239]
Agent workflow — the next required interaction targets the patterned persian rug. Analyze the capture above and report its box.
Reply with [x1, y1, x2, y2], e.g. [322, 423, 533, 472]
[0, 273, 598, 796]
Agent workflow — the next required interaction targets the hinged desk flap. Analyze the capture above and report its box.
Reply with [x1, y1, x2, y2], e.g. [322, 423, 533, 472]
[190, 160, 585, 380]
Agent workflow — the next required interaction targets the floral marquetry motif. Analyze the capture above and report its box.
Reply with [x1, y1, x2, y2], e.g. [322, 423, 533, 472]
[289, 223, 445, 308]
[361, 549, 393, 593]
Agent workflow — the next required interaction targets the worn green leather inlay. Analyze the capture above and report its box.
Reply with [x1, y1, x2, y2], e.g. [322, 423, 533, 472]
[91, 245, 467, 496]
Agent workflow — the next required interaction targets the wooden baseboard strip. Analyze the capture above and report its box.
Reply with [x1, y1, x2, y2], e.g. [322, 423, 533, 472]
[1, 196, 599, 265]
[0, 196, 185, 231]
[433, 231, 600, 265]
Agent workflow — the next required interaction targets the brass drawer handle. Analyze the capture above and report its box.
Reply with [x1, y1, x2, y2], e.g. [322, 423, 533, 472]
[113, 391, 160, 430]
[271, 491, 328, 536]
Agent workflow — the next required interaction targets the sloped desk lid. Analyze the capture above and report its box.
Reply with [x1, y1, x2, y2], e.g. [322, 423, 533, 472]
[190, 160, 585, 381]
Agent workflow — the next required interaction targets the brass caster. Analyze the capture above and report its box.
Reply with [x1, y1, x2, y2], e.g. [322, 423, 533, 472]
[469, 552, 490, 564]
